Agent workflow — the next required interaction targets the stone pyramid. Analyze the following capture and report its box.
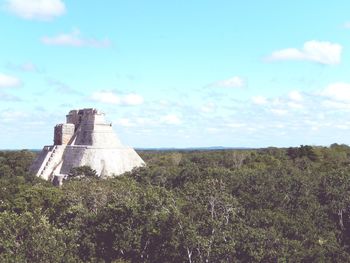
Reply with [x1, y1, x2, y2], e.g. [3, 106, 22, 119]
[30, 108, 144, 181]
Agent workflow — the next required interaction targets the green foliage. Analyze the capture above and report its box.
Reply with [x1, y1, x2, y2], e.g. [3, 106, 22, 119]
[69, 165, 98, 179]
[0, 150, 35, 178]
[287, 145, 320, 162]
[2, 146, 350, 262]
[0, 211, 78, 262]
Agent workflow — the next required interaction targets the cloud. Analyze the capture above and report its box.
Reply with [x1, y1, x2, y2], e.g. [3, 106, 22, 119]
[20, 62, 37, 72]
[226, 123, 246, 128]
[335, 124, 350, 130]
[91, 91, 120, 104]
[114, 113, 183, 129]
[320, 82, 350, 102]
[287, 102, 303, 110]
[211, 76, 245, 88]
[41, 29, 111, 48]
[288, 90, 303, 101]
[0, 92, 21, 101]
[252, 92, 303, 110]
[0, 73, 21, 88]
[0, 110, 27, 122]
[267, 40, 342, 65]
[321, 100, 350, 110]
[325, 102, 350, 111]
[207, 127, 220, 133]
[116, 118, 134, 127]
[252, 96, 268, 105]
[161, 114, 181, 125]
[47, 78, 80, 94]
[115, 117, 154, 128]
[122, 93, 144, 105]
[344, 22, 350, 29]
[6, 62, 39, 73]
[270, 109, 288, 116]
[90, 91, 144, 106]
[5, 0, 66, 20]
[200, 102, 216, 113]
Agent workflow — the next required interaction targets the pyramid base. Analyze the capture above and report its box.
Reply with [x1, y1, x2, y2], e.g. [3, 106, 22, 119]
[59, 145, 144, 177]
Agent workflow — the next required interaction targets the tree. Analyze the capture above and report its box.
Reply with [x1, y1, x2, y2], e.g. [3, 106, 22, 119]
[69, 166, 98, 179]
[0, 211, 78, 262]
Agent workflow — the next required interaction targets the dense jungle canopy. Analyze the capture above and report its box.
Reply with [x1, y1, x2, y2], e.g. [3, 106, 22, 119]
[1, 145, 350, 262]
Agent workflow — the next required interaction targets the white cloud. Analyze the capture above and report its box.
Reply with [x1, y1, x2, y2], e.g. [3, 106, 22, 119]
[122, 93, 144, 105]
[344, 22, 350, 29]
[20, 62, 37, 72]
[161, 114, 181, 125]
[336, 124, 350, 130]
[5, 0, 66, 20]
[91, 91, 120, 104]
[252, 96, 268, 105]
[0, 92, 20, 101]
[200, 102, 216, 113]
[272, 123, 285, 129]
[267, 40, 342, 65]
[321, 82, 350, 102]
[207, 127, 220, 133]
[211, 76, 245, 88]
[90, 91, 144, 106]
[270, 109, 288, 116]
[288, 90, 303, 101]
[287, 102, 303, 109]
[252, 92, 303, 110]
[116, 118, 134, 127]
[271, 98, 283, 106]
[41, 29, 111, 48]
[322, 100, 350, 110]
[116, 117, 153, 127]
[0, 110, 27, 122]
[227, 123, 246, 128]
[158, 100, 169, 106]
[0, 73, 21, 88]
[135, 117, 150, 125]
[47, 78, 79, 94]
[7, 62, 39, 72]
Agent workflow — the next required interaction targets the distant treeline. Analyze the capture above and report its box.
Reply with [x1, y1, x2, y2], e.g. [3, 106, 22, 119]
[1, 144, 350, 262]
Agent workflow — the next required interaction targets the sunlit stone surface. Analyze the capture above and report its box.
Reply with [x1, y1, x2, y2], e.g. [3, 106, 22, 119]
[30, 108, 145, 181]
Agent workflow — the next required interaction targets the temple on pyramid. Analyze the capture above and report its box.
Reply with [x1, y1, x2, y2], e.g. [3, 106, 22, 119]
[30, 108, 145, 182]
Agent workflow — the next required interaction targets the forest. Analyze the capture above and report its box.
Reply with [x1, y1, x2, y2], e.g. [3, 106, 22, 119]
[1, 145, 350, 262]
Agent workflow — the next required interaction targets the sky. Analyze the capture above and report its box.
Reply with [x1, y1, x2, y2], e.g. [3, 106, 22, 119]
[1, 0, 350, 149]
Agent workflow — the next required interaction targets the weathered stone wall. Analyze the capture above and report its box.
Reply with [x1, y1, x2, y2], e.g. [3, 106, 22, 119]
[60, 146, 144, 177]
[29, 146, 52, 175]
[74, 111, 122, 147]
[29, 145, 67, 180]
[54, 124, 75, 145]
[31, 108, 145, 180]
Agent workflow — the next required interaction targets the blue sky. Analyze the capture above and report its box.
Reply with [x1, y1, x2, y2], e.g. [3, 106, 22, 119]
[1, 0, 350, 149]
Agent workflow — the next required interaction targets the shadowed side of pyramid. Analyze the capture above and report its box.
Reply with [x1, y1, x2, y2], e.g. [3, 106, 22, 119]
[30, 108, 145, 182]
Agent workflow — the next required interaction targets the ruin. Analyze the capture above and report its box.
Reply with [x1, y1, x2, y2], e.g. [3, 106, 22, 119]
[30, 108, 145, 182]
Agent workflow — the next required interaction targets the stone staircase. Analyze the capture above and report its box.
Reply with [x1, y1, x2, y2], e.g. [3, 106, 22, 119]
[37, 145, 66, 180]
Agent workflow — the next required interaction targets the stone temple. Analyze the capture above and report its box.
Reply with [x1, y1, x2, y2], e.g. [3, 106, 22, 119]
[30, 108, 144, 182]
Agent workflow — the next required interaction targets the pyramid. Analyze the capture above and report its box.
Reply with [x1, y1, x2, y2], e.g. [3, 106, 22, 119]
[30, 108, 145, 181]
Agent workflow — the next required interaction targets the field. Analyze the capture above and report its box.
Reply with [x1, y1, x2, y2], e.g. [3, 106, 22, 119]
[1, 145, 350, 262]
